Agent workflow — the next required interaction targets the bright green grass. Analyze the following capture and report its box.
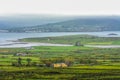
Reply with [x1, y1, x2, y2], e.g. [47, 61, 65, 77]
[0, 46, 120, 66]
[0, 65, 120, 80]
[0, 46, 120, 79]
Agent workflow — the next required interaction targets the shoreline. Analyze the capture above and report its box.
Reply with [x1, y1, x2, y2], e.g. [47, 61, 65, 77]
[1, 40, 120, 48]
[0, 41, 73, 48]
[85, 45, 120, 48]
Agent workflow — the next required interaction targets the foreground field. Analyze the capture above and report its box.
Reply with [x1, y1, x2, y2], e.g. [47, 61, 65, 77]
[1, 65, 120, 80]
[0, 46, 120, 79]
[1, 35, 120, 79]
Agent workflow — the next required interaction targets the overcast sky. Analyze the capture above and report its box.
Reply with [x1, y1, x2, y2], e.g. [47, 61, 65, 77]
[0, 0, 120, 16]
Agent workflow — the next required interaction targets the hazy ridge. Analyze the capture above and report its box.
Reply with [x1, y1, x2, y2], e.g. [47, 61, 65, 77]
[1, 15, 120, 32]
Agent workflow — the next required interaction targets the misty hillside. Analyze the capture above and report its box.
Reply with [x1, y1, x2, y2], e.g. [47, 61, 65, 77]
[0, 14, 76, 29]
[8, 16, 120, 32]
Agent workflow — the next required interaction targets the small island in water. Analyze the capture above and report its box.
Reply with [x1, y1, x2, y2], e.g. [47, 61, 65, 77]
[108, 33, 118, 35]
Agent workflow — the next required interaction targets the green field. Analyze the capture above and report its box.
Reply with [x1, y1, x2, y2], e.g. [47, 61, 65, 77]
[20, 35, 120, 45]
[1, 35, 120, 80]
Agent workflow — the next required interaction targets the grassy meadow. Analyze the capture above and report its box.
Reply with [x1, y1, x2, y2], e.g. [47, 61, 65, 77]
[0, 35, 120, 80]
[20, 35, 120, 45]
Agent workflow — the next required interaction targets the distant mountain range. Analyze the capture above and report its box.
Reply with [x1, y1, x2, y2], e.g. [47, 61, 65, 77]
[0, 15, 120, 32]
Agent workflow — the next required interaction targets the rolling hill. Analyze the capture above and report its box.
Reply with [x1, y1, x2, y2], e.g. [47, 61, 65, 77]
[8, 16, 120, 32]
[0, 14, 76, 30]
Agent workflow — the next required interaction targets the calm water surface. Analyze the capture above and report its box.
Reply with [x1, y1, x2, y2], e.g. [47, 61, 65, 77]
[0, 31, 120, 41]
[0, 31, 120, 48]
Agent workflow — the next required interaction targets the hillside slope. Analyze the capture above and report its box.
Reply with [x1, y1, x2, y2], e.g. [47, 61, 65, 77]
[7, 16, 120, 32]
[0, 14, 75, 29]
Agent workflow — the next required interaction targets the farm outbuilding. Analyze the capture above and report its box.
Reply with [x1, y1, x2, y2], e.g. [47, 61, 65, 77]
[52, 63, 68, 68]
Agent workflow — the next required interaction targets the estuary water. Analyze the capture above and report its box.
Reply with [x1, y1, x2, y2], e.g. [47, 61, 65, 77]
[0, 31, 120, 48]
